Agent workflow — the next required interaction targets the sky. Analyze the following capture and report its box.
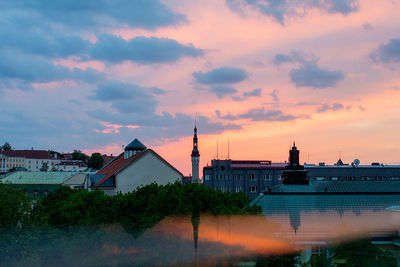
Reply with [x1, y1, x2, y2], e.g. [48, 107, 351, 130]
[0, 0, 400, 175]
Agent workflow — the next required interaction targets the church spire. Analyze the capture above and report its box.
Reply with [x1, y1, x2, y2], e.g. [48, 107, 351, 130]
[191, 120, 200, 183]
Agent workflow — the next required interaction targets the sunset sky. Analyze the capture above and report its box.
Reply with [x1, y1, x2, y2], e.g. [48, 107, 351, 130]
[1, 0, 400, 175]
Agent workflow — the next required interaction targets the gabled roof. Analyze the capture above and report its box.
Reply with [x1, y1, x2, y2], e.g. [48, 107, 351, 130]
[95, 149, 183, 186]
[0, 150, 53, 159]
[125, 138, 146, 151]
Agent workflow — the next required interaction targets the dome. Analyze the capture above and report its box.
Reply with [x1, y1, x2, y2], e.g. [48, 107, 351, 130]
[125, 139, 146, 151]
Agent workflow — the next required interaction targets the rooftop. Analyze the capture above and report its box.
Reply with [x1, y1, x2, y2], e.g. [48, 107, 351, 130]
[125, 138, 146, 151]
[0, 150, 54, 159]
[1, 171, 76, 184]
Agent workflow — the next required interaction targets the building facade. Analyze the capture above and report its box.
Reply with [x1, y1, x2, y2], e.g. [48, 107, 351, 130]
[0, 150, 60, 173]
[89, 138, 183, 195]
[203, 159, 286, 198]
[203, 143, 400, 198]
[305, 163, 400, 181]
[54, 160, 87, 172]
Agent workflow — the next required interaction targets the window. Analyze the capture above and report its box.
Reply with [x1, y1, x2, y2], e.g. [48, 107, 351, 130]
[331, 177, 338, 181]
[235, 186, 241, 192]
[250, 174, 256, 181]
[249, 186, 258, 193]
[205, 174, 210, 181]
[345, 176, 355, 181]
[33, 190, 39, 198]
[375, 176, 384, 181]
[315, 177, 325, 181]
[361, 176, 370, 180]
[277, 175, 282, 180]
[43, 190, 49, 197]
[391, 177, 400, 180]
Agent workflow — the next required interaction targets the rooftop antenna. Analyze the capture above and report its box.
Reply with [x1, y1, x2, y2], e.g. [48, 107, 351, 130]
[339, 150, 342, 159]
[217, 139, 219, 159]
[228, 139, 230, 159]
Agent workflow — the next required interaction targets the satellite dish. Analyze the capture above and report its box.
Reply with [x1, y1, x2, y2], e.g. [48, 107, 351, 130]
[353, 159, 360, 166]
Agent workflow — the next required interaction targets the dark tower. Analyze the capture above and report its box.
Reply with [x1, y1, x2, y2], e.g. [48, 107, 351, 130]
[289, 142, 300, 168]
[191, 122, 200, 182]
[282, 142, 308, 185]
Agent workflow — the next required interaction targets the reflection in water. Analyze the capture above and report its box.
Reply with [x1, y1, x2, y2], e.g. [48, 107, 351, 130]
[150, 194, 400, 264]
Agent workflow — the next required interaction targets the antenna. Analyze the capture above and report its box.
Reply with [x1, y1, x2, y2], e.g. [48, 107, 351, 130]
[228, 139, 230, 159]
[339, 151, 342, 159]
[217, 139, 219, 159]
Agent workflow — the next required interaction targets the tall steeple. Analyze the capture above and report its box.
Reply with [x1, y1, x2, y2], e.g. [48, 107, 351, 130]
[191, 120, 200, 183]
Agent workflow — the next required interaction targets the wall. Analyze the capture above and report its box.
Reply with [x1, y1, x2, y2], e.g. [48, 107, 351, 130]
[116, 151, 182, 194]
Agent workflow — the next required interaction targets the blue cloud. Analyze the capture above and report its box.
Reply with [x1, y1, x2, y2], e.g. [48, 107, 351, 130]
[2, 0, 186, 31]
[193, 66, 248, 85]
[317, 103, 344, 113]
[232, 88, 262, 101]
[90, 35, 203, 64]
[274, 51, 344, 89]
[371, 38, 400, 64]
[226, 0, 359, 25]
[290, 63, 344, 89]
[90, 80, 159, 115]
[0, 49, 102, 90]
[216, 107, 299, 122]
[210, 85, 238, 98]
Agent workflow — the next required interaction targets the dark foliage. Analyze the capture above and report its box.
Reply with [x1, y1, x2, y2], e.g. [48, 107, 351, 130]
[87, 152, 104, 170]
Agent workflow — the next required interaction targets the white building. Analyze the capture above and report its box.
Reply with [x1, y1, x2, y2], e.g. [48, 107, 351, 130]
[55, 160, 87, 172]
[0, 150, 60, 173]
[88, 138, 183, 195]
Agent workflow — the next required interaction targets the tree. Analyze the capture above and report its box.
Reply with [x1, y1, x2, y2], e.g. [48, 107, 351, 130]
[1, 142, 12, 151]
[87, 153, 104, 170]
[71, 150, 89, 164]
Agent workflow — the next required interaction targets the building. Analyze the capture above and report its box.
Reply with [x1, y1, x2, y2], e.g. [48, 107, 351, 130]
[203, 159, 286, 198]
[203, 142, 400, 198]
[0, 149, 60, 173]
[304, 162, 400, 181]
[87, 138, 183, 195]
[282, 142, 308, 185]
[0, 171, 76, 197]
[102, 154, 115, 167]
[191, 123, 200, 183]
[54, 160, 87, 172]
[62, 173, 88, 189]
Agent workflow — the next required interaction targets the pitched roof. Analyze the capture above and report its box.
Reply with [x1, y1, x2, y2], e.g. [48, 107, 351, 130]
[0, 150, 53, 159]
[95, 151, 143, 186]
[1, 171, 75, 184]
[125, 138, 146, 151]
[95, 149, 183, 186]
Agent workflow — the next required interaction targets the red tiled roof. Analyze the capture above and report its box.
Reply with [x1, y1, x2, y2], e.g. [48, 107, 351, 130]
[102, 155, 115, 166]
[63, 153, 73, 160]
[95, 149, 184, 186]
[0, 150, 53, 159]
[95, 151, 143, 186]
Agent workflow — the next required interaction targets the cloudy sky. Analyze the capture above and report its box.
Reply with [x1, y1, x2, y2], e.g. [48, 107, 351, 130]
[1, 0, 400, 175]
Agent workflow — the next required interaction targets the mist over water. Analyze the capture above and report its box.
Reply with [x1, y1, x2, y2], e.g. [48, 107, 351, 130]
[6, 210, 400, 266]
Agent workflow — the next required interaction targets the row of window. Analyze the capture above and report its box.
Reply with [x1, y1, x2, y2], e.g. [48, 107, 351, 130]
[32, 190, 49, 198]
[205, 173, 282, 181]
[216, 186, 259, 193]
[315, 176, 400, 181]
[215, 185, 274, 193]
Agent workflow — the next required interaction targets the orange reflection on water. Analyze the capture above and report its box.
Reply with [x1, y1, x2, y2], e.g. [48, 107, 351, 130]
[151, 210, 400, 255]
